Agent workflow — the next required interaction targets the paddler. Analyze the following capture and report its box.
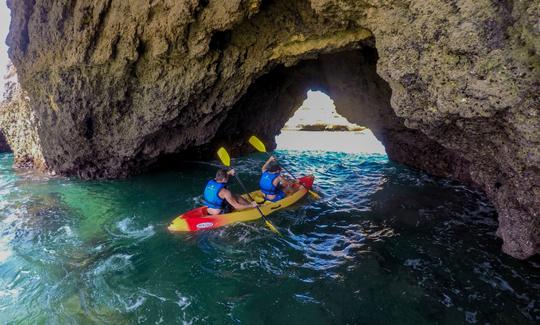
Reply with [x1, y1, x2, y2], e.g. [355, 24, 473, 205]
[203, 168, 257, 215]
[259, 156, 294, 202]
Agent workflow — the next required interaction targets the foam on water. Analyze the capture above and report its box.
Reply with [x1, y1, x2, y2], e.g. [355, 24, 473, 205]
[0, 234, 12, 263]
[122, 295, 146, 312]
[93, 254, 134, 276]
[114, 217, 155, 240]
[175, 291, 191, 310]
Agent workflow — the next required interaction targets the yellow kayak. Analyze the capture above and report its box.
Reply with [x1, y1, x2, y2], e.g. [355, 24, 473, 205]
[168, 175, 314, 232]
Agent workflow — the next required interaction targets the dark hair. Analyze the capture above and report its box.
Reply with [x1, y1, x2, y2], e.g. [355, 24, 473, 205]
[216, 169, 229, 180]
[267, 162, 281, 173]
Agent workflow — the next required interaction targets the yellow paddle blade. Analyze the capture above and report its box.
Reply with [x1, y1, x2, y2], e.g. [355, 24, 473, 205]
[309, 190, 321, 200]
[248, 135, 267, 153]
[265, 219, 282, 236]
[217, 147, 231, 167]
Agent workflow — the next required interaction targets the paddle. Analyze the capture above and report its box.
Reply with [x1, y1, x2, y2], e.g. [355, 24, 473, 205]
[216, 147, 282, 236]
[248, 135, 321, 200]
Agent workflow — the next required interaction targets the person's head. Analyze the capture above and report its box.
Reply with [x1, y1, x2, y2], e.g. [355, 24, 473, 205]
[267, 162, 281, 173]
[215, 169, 230, 183]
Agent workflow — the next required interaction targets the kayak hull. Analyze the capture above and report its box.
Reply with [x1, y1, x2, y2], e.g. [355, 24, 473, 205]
[168, 175, 314, 232]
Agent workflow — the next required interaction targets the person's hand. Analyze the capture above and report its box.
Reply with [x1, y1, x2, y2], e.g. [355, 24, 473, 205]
[250, 201, 258, 208]
[269, 155, 276, 162]
[227, 168, 236, 176]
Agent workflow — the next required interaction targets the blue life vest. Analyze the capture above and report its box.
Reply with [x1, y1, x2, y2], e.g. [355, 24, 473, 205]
[259, 171, 284, 197]
[203, 179, 227, 209]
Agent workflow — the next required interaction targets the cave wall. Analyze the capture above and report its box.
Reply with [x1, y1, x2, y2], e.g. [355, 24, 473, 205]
[3, 0, 539, 258]
[0, 90, 46, 170]
[0, 130, 10, 153]
[363, 0, 540, 259]
[0, 63, 45, 167]
[316, 48, 474, 184]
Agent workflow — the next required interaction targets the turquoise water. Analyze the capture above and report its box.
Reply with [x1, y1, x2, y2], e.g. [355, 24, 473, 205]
[0, 151, 538, 324]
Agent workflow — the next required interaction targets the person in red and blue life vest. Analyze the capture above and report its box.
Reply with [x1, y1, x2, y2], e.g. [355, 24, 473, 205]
[204, 168, 257, 215]
[259, 156, 293, 202]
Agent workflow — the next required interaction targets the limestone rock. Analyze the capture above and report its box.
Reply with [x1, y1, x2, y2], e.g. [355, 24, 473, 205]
[4, 0, 539, 259]
[0, 63, 46, 170]
[0, 130, 10, 152]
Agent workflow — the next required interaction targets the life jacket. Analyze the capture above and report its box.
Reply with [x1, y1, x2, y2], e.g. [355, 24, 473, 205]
[203, 179, 227, 209]
[259, 171, 284, 196]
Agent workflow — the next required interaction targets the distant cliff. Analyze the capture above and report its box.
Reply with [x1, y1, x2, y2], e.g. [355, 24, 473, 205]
[0, 63, 45, 168]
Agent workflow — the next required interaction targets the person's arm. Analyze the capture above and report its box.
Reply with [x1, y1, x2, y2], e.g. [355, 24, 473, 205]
[280, 173, 295, 183]
[274, 175, 291, 189]
[221, 189, 257, 210]
[262, 156, 276, 172]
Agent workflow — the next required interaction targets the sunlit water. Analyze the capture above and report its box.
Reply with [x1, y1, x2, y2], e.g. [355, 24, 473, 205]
[276, 130, 386, 154]
[0, 150, 538, 324]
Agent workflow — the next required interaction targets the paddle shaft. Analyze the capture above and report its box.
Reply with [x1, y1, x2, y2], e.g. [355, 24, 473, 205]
[232, 174, 271, 224]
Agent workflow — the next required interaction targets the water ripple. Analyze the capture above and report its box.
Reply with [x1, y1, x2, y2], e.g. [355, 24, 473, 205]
[0, 151, 538, 324]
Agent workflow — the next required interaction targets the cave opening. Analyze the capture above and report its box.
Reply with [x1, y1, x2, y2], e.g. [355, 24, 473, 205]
[203, 44, 399, 160]
[151, 45, 395, 170]
[275, 89, 386, 154]
[152, 42, 467, 187]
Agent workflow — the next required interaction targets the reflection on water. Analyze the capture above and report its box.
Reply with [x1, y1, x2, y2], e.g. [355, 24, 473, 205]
[0, 151, 538, 324]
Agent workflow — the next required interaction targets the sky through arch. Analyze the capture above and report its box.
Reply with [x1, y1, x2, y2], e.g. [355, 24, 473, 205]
[276, 90, 386, 154]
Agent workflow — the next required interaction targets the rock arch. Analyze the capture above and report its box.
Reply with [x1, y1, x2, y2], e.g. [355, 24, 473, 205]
[204, 44, 471, 185]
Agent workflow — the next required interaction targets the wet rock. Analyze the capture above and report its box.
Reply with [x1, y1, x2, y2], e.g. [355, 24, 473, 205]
[4, 0, 540, 258]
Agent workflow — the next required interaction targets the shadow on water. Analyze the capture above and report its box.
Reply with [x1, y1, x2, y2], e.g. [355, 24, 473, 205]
[0, 152, 538, 324]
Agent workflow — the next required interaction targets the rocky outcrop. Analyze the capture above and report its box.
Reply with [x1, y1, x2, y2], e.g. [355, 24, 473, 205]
[0, 64, 46, 169]
[0, 67, 13, 153]
[0, 130, 10, 152]
[4, 0, 539, 258]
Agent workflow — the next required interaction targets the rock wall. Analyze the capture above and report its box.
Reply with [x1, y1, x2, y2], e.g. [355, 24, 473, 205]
[363, 0, 540, 259]
[0, 130, 10, 152]
[0, 64, 46, 169]
[4, 0, 539, 258]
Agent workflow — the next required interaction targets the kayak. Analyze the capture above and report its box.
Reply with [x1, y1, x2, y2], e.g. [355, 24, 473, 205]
[167, 175, 315, 232]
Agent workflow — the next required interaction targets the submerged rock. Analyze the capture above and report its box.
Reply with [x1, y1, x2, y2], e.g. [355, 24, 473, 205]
[3, 0, 539, 259]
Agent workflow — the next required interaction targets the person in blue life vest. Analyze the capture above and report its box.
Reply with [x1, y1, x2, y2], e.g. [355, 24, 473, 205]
[259, 156, 294, 202]
[203, 168, 257, 215]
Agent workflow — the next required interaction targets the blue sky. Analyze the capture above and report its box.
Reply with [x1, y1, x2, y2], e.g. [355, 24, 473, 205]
[1, 0, 10, 97]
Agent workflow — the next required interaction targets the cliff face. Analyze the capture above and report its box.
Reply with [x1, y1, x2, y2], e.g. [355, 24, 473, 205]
[0, 131, 10, 152]
[0, 64, 46, 169]
[3, 0, 539, 259]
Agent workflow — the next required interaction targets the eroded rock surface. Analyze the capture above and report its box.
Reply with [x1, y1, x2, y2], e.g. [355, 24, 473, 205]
[0, 64, 46, 169]
[4, 0, 539, 258]
[0, 130, 10, 152]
